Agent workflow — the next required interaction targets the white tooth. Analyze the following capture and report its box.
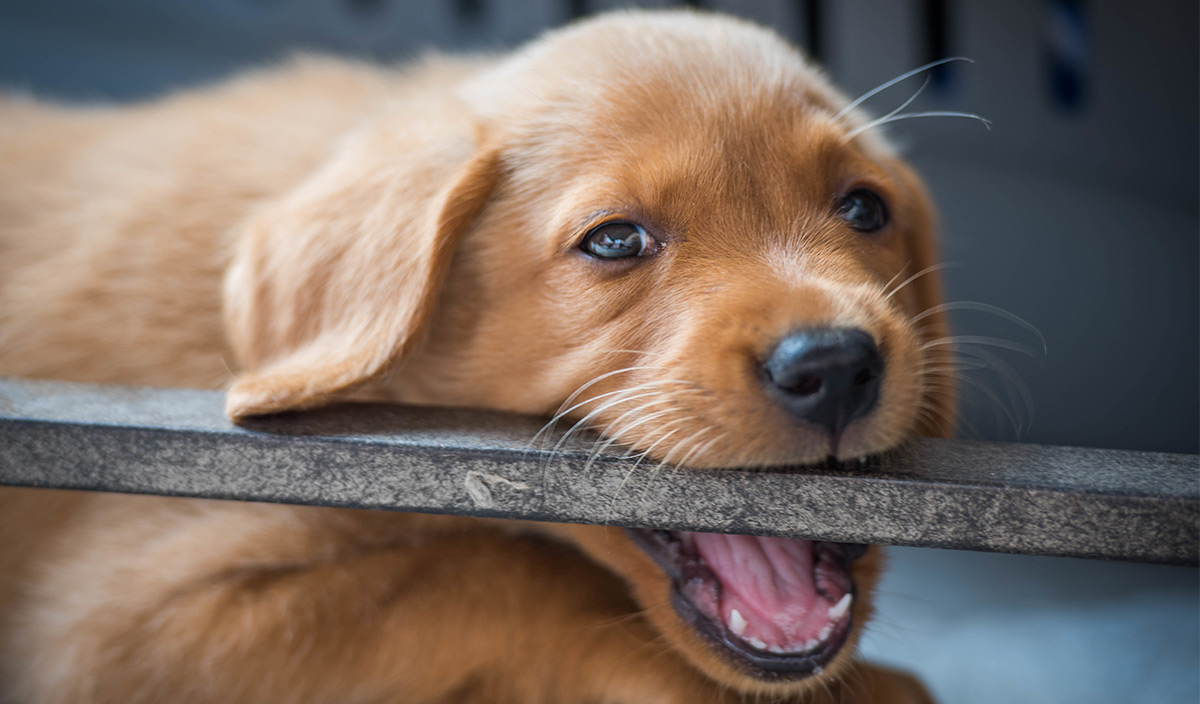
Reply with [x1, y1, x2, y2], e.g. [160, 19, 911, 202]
[818, 624, 833, 642]
[746, 636, 768, 650]
[767, 644, 787, 654]
[827, 593, 853, 621]
[728, 609, 747, 637]
[804, 638, 819, 651]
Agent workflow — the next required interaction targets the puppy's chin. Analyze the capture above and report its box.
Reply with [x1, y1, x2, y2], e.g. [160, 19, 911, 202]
[544, 400, 903, 693]
[558, 523, 884, 696]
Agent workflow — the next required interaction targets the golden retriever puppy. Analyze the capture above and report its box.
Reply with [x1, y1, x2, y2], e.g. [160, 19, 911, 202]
[0, 10, 951, 704]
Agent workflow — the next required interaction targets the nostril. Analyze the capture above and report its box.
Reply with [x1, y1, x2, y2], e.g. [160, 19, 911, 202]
[762, 327, 884, 438]
[785, 373, 823, 397]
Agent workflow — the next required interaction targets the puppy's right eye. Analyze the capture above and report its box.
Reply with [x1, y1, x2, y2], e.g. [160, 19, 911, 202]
[836, 189, 889, 233]
[580, 221, 656, 260]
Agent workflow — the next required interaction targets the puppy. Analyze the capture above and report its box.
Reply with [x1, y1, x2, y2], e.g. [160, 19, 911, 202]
[0, 10, 952, 704]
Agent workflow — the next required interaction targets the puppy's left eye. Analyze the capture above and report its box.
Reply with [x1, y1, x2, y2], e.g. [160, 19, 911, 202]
[837, 189, 889, 233]
[580, 221, 655, 259]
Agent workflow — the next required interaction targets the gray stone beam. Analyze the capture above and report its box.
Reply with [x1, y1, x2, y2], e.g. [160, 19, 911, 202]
[1, 378, 1196, 564]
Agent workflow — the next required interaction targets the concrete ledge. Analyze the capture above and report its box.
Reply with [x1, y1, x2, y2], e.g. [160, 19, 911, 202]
[1, 378, 1196, 564]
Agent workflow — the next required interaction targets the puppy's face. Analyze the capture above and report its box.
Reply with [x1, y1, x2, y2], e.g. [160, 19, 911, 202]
[227, 11, 953, 699]
[402, 15, 952, 468]
[417, 95, 947, 467]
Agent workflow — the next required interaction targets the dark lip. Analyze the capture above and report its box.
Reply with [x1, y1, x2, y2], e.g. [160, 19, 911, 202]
[626, 528, 866, 682]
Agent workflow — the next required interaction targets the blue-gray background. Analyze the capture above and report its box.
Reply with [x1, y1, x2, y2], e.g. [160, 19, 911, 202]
[1, 1, 1195, 701]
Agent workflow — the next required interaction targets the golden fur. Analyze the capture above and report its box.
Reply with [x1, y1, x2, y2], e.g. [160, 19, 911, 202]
[0, 10, 951, 703]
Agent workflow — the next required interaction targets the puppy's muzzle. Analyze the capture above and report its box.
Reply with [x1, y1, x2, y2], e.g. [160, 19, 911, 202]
[763, 328, 884, 440]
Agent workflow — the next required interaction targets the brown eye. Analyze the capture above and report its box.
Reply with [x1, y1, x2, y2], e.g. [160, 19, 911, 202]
[580, 221, 654, 259]
[837, 189, 889, 233]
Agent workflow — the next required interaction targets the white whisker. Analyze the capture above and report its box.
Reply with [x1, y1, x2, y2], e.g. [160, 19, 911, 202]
[841, 76, 930, 142]
[881, 260, 913, 297]
[550, 389, 669, 455]
[603, 421, 692, 525]
[833, 57, 974, 123]
[885, 261, 962, 301]
[857, 110, 992, 135]
[541, 384, 677, 488]
[914, 301, 1046, 354]
[629, 417, 694, 465]
[677, 431, 726, 469]
[532, 376, 689, 448]
[549, 384, 707, 457]
[952, 345, 1037, 429]
[638, 426, 716, 506]
[921, 335, 1042, 359]
[531, 366, 656, 447]
[954, 372, 1024, 438]
[584, 403, 689, 473]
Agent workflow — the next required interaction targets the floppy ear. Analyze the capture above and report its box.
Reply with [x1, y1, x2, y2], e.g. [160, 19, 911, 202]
[223, 122, 501, 421]
[890, 159, 957, 438]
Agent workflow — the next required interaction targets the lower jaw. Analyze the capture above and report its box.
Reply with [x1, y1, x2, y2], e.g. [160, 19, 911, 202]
[669, 582, 855, 682]
[627, 529, 861, 683]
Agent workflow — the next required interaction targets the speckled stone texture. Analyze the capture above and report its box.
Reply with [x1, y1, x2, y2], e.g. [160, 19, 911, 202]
[1, 378, 1196, 564]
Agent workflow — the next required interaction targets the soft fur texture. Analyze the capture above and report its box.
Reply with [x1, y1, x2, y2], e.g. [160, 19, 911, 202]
[0, 10, 952, 704]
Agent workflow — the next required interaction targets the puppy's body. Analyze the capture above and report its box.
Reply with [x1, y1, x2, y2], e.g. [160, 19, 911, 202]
[0, 11, 948, 703]
[0, 57, 475, 389]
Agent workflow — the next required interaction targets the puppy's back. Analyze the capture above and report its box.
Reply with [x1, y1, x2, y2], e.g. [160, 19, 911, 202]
[0, 56, 481, 388]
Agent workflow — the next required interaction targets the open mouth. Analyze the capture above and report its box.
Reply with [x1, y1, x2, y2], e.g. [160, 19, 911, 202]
[627, 529, 867, 681]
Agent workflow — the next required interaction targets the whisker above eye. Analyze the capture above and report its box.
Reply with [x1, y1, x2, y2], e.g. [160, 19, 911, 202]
[840, 75, 930, 143]
[846, 111, 992, 142]
[832, 57, 975, 123]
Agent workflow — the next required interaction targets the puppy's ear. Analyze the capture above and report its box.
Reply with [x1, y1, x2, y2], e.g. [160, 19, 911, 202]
[891, 159, 957, 438]
[223, 124, 500, 421]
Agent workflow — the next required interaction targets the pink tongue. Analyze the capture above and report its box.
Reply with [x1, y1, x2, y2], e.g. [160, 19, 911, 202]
[691, 533, 837, 652]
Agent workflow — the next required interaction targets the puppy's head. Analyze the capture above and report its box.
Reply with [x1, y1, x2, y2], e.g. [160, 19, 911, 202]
[225, 10, 953, 698]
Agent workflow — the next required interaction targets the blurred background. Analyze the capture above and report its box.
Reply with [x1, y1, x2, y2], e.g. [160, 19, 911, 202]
[1, 0, 1195, 701]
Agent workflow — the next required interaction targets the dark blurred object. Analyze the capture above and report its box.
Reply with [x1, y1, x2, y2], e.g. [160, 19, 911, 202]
[1043, 0, 1089, 111]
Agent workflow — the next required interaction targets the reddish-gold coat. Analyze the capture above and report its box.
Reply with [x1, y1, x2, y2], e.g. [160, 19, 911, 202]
[0, 11, 951, 703]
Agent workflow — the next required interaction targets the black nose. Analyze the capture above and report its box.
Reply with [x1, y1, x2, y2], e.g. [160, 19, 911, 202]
[762, 328, 884, 437]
